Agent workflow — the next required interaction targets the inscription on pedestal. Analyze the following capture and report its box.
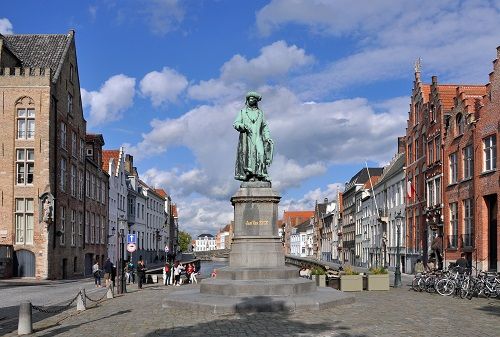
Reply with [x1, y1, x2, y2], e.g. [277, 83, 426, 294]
[245, 220, 269, 226]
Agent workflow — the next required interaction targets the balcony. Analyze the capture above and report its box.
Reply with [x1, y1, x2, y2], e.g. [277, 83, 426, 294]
[448, 235, 458, 249]
[461, 233, 474, 248]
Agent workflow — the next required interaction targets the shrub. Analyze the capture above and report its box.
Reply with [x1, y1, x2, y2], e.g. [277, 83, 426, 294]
[369, 267, 388, 275]
[343, 265, 359, 275]
[311, 267, 326, 275]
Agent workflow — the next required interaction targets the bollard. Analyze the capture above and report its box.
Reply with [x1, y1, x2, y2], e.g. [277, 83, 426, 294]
[77, 288, 86, 311]
[106, 286, 114, 299]
[17, 301, 32, 335]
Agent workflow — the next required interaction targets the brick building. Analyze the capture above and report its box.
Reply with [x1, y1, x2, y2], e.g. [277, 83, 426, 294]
[0, 30, 108, 279]
[472, 47, 500, 271]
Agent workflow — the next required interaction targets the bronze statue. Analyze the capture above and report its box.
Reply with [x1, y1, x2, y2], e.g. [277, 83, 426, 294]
[234, 91, 274, 182]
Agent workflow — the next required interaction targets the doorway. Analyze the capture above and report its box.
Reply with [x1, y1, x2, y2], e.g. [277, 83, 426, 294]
[13, 249, 35, 277]
[485, 194, 498, 271]
[62, 258, 68, 279]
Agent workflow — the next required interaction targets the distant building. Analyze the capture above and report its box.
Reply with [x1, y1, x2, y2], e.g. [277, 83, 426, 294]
[282, 211, 314, 255]
[194, 234, 216, 252]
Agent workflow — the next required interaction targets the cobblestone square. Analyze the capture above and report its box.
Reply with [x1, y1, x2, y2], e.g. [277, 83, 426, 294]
[7, 281, 499, 337]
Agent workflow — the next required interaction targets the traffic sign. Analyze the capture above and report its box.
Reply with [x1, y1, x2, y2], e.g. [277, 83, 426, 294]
[127, 234, 137, 244]
[164, 245, 169, 253]
[127, 243, 137, 253]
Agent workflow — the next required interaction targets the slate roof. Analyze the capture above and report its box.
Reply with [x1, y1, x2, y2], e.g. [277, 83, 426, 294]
[295, 219, 311, 233]
[2, 31, 73, 83]
[347, 167, 384, 187]
[198, 233, 214, 238]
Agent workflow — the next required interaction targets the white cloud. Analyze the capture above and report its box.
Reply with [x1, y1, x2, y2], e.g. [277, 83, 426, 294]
[140, 67, 188, 106]
[280, 183, 343, 212]
[81, 74, 136, 126]
[144, 0, 184, 36]
[0, 18, 13, 35]
[256, 0, 500, 96]
[188, 41, 313, 101]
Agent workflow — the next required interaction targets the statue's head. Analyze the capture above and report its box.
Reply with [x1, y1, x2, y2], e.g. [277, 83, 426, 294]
[245, 91, 262, 105]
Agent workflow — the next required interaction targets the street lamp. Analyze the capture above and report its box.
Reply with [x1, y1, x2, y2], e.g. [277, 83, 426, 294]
[394, 211, 404, 288]
[117, 217, 127, 294]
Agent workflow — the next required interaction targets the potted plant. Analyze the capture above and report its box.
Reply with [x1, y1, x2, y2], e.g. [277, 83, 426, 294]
[340, 266, 363, 291]
[367, 267, 389, 291]
[310, 267, 327, 287]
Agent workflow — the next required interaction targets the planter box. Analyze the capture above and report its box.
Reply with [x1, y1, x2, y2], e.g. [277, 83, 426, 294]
[316, 274, 326, 287]
[367, 274, 389, 291]
[340, 275, 363, 292]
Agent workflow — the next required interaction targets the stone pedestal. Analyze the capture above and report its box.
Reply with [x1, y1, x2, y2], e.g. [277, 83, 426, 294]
[163, 182, 354, 313]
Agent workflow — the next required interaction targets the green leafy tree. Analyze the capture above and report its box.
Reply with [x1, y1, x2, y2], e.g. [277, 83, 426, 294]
[178, 231, 192, 252]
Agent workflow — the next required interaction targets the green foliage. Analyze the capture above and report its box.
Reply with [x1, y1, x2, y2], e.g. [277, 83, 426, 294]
[310, 267, 326, 275]
[343, 265, 359, 275]
[178, 231, 192, 252]
[369, 267, 388, 275]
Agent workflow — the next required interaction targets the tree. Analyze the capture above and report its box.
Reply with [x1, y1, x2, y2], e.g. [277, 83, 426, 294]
[178, 231, 192, 252]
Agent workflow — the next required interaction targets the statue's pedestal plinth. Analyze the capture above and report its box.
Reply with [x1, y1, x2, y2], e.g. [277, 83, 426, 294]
[163, 182, 354, 313]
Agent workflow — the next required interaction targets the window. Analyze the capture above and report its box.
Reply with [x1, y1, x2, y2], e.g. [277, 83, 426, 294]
[69, 64, 74, 83]
[16, 149, 34, 185]
[78, 211, 83, 247]
[90, 213, 95, 244]
[428, 140, 434, 165]
[463, 199, 473, 245]
[78, 170, 84, 200]
[408, 143, 413, 164]
[449, 203, 458, 248]
[96, 215, 100, 244]
[86, 148, 93, 157]
[60, 158, 67, 191]
[96, 179, 100, 202]
[86, 171, 90, 198]
[80, 139, 85, 161]
[449, 152, 457, 184]
[435, 177, 441, 205]
[71, 165, 77, 197]
[71, 210, 76, 246]
[435, 136, 441, 161]
[15, 198, 34, 244]
[71, 132, 77, 158]
[85, 211, 90, 244]
[60, 206, 66, 245]
[60, 122, 67, 149]
[91, 175, 96, 199]
[456, 113, 464, 135]
[427, 180, 435, 207]
[463, 145, 473, 179]
[101, 216, 105, 244]
[483, 135, 497, 172]
[67, 93, 73, 114]
[414, 139, 419, 161]
[17, 108, 35, 139]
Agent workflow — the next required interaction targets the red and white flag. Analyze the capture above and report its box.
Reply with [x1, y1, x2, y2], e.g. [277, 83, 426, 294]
[407, 180, 415, 200]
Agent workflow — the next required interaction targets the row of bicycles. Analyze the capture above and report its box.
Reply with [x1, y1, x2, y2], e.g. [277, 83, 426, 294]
[411, 267, 500, 299]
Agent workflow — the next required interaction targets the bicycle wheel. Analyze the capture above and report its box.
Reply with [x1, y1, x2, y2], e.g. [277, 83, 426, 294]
[436, 279, 455, 296]
[459, 278, 470, 299]
[411, 277, 421, 292]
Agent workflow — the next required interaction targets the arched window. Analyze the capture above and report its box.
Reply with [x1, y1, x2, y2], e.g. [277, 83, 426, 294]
[15, 96, 35, 139]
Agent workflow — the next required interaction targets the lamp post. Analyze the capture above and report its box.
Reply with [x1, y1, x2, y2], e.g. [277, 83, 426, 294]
[394, 211, 404, 288]
[117, 218, 127, 294]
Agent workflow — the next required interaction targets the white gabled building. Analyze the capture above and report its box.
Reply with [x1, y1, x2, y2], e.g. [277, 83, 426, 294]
[194, 234, 216, 251]
[103, 147, 128, 266]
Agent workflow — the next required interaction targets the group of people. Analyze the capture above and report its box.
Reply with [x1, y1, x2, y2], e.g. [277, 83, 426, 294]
[163, 261, 198, 286]
[414, 252, 470, 274]
[92, 256, 148, 289]
[299, 265, 313, 279]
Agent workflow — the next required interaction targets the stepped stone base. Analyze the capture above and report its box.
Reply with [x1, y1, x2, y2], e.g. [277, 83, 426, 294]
[162, 287, 354, 314]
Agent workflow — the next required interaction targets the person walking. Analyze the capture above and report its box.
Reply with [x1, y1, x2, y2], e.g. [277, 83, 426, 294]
[189, 263, 198, 284]
[92, 260, 101, 287]
[173, 261, 184, 286]
[163, 262, 172, 286]
[137, 257, 146, 289]
[103, 257, 114, 289]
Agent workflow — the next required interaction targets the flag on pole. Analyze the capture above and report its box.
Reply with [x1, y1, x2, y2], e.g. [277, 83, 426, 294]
[407, 180, 415, 200]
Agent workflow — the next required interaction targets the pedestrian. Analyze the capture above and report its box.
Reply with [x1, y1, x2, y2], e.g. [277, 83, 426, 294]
[211, 269, 217, 278]
[426, 258, 436, 272]
[111, 263, 117, 289]
[414, 259, 425, 274]
[103, 257, 113, 289]
[137, 256, 146, 289]
[92, 259, 101, 287]
[431, 233, 443, 270]
[127, 261, 135, 284]
[186, 263, 194, 283]
[173, 261, 184, 286]
[163, 262, 172, 286]
[455, 253, 469, 273]
[189, 263, 198, 284]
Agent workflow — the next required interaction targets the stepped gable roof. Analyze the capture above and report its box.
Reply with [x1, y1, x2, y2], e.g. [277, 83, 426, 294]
[316, 202, 327, 216]
[2, 31, 73, 83]
[221, 224, 231, 232]
[455, 86, 487, 111]
[102, 150, 120, 173]
[198, 233, 214, 238]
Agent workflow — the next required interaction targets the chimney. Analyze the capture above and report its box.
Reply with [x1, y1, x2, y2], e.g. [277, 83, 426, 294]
[125, 154, 134, 174]
[397, 136, 406, 154]
[324, 198, 328, 204]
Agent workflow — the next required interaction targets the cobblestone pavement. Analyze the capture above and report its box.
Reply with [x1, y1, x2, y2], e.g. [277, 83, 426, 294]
[6, 281, 499, 337]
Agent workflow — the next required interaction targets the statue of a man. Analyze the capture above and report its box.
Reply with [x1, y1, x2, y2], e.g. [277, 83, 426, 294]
[234, 91, 274, 181]
[43, 197, 52, 222]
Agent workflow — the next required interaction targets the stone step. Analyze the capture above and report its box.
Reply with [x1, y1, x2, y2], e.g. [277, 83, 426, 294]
[200, 277, 317, 296]
[216, 266, 299, 280]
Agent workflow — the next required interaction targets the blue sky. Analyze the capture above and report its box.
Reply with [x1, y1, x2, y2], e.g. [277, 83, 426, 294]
[2, 0, 500, 237]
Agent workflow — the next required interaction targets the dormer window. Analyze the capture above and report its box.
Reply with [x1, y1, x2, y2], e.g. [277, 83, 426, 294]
[86, 148, 93, 157]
